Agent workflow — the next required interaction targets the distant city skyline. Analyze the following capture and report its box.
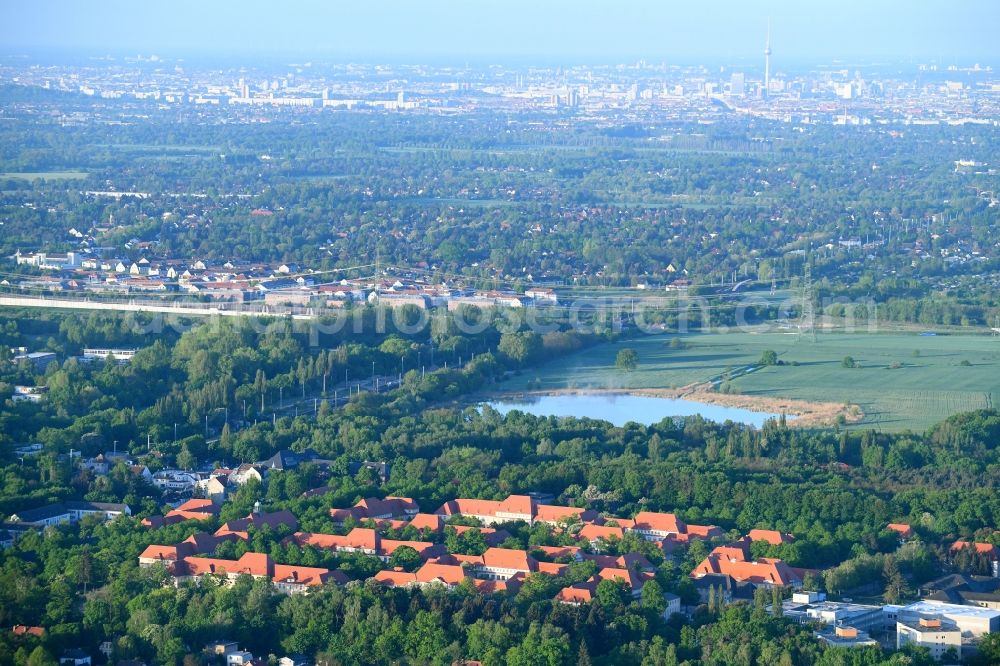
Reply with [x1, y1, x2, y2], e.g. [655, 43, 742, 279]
[1, 0, 998, 63]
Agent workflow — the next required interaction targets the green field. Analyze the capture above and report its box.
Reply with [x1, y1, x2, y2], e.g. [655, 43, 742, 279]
[499, 331, 1000, 431]
[0, 171, 88, 181]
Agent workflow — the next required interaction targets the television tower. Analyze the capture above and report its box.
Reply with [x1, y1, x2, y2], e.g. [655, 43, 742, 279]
[764, 18, 772, 98]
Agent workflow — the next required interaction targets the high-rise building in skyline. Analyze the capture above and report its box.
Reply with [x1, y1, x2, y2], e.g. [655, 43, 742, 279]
[730, 71, 745, 97]
[764, 19, 772, 98]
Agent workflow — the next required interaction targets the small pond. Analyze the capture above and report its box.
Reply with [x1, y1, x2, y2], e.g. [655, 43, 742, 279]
[483, 392, 784, 428]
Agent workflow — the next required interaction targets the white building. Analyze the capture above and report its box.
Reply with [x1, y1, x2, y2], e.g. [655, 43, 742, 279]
[897, 617, 962, 660]
[82, 348, 137, 363]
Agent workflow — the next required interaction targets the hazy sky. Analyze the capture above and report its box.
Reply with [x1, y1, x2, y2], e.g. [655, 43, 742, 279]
[1, 1, 997, 63]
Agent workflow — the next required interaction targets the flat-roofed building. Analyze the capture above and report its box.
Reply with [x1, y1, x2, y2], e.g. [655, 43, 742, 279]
[782, 592, 885, 633]
[897, 617, 962, 660]
[897, 600, 1000, 637]
[815, 625, 879, 649]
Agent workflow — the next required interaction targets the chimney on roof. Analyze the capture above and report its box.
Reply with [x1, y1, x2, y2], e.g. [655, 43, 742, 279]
[253, 500, 261, 515]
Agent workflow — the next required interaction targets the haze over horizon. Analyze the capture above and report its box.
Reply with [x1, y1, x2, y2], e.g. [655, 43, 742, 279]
[1, 0, 998, 64]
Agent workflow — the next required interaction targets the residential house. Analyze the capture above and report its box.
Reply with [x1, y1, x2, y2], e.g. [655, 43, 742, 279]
[258, 448, 330, 472]
[196, 474, 230, 504]
[203, 641, 239, 658]
[59, 650, 92, 666]
[11, 625, 45, 639]
[151, 469, 201, 493]
[143, 498, 221, 529]
[887, 523, 915, 541]
[228, 464, 264, 486]
[347, 461, 390, 483]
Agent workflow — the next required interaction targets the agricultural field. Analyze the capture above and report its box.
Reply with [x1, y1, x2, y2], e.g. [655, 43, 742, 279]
[499, 331, 1000, 432]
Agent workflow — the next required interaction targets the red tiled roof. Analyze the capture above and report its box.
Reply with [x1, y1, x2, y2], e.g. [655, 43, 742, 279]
[535, 504, 596, 524]
[174, 498, 219, 514]
[686, 524, 724, 539]
[498, 495, 536, 516]
[380, 539, 445, 559]
[533, 545, 581, 560]
[632, 511, 687, 534]
[436, 498, 503, 518]
[578, 523, 624, 542]
[537, 561, 569, 576]
[556, 578, 598, 604]
[179, 552, 274, 578]
[598, 567, 643, 590]
[292, 528, 378, 552]
[216, 510, 298, 535]
[481, 547, 536, 572]
[354, 496, 419, 518]
[887, 523, 914, 538]
[691, 549, 797, 586]
[139, 544, 189, 562]
[12, 625, 45, 637]
[415, 562, 468, 586]
[408, 513, 445, 532]
[748, 529, 793, 545]
[952, 540, 1000, 558]
[374, 569, 418, 587]
[272, 563, 333, 587]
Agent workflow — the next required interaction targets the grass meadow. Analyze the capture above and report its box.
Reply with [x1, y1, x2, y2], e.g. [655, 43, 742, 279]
[498, 331, 1000, 431]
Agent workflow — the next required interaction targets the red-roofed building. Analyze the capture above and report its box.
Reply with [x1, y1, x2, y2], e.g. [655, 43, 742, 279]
[532, 545, 582, 561]
[691, 544, 799, 588]
[556, 580, 597, 605]
[748, 529, 794, 546]
[578, 523, 625, 547]
[597, 567, 644, 596]
[374, 569, 418, 587]
[407, 513, 445, 533]
[161, 551, 336, 594]
[535, 504, 598, 525]
[11, 625, 45, 638]
[435, 494, 596, 526]
[887, 524, 915, 541]
[330, 497, 420, 525]
[630, 511, 722, 542]
[216, 509, 298, 535]
[289, 529, 444, 562]
[143, 498, 222, 528]
[139, 543, 191, 567]
[450, 525, 511, 546]
[951, 540, 1000, 576]
[414, 561, 469, 587]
